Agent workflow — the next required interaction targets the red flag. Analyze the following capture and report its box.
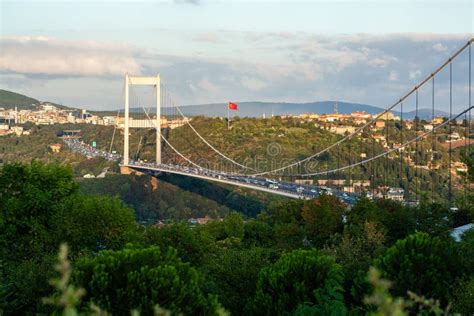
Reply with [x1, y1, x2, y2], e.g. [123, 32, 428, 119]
[228, 102, 238, 110]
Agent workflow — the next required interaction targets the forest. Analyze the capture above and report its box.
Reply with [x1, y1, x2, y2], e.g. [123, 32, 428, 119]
[1, 161, 473, 315]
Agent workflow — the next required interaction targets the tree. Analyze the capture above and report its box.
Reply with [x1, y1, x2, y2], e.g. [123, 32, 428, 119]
[264, 199, 305, 225]
[263, 199, 306, 249]
[144, 222, 214, 264]
[301, 194, 345, 247]
[0, 162, 78, 314]
[0, 161, 78, 262]
[327, 221, 387, 310]
[375, 199, 416, 244]
[413, 203, 452, 237]
[242, 219, 274, 247]
[51, 195, 137, 256]
[252, 249, 346, 315]
[73, 246, 221, 315]
[202, 212, 244, 242]
[346, 197, 380, 229]
[202, 247, 277, 315]
[375, 233, 459, 304]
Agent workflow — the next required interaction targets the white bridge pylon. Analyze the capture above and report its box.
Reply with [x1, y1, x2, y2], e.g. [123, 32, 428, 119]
[124, 74, 161, 166]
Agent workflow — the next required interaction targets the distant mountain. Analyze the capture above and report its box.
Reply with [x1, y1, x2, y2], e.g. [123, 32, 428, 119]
[0, 89, 40, 110]
[129, 101, 383, 117]
[127, 100, 452, 120]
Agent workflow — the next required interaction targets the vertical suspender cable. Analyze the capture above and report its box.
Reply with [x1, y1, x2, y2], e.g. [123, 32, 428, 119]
[415, 89, 419, 202]
[385, 111, 389, 188]
[432, 76, 435, 203]
[467, 42, 472, 204]
[449, 61, 453, 208]
[468, 43, 472, 198]
[400, 101, 403, 194]
[372, 133, 376, 197]
[349, 138, 352, 193]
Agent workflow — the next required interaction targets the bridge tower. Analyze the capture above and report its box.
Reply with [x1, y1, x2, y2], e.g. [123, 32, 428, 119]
[124, 74, 161, 166]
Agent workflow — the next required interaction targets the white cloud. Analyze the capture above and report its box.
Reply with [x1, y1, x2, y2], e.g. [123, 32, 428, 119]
[432, 42, 447, 52]
[409, 69, 422, 80]
[0, 37, 141, 77]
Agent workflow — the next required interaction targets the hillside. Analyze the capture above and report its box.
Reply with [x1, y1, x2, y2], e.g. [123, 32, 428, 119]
[0, 89, 40, 109]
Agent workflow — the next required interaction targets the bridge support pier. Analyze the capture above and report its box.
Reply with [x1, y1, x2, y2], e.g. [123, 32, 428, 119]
[123, 74, 161, 167]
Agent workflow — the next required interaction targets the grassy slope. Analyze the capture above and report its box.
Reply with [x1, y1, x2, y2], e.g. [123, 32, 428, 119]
[0, 89, 39, 109]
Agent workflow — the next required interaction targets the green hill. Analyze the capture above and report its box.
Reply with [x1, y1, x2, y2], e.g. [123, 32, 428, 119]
[0, 89, 40, 109]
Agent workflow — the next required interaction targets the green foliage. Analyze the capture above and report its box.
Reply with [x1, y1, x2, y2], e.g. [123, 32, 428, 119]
[301, 194, 345, 247]
[158, 173, 274, 218]
[1, 161, 472, 315]
[202, 247, 278, 315]
[373, 199, 416, 244]
[144, 222, 214, 264]
[1, 254, 57, 314]
[451, 276, 474, 315]
[0, 89, 39, 109]
[202, 212, 245, 242]
[253, 249, 346, 315]
[363, 267, 408, 316]
[457, 228, 474, 276]
[74, 246, 221, 315]
[80, 174, 231, 222]
[375, 233, 459, 304]
[414, 202, 452, 237]
[326, 221, 387, 309]
[346, 197, 381, 230]
[52, 195, 137, 255]
[43, 244, 85, 316]
[242, 219, 275, 247]
[0, 161, 78, 261]
[265, 199, 305, 225]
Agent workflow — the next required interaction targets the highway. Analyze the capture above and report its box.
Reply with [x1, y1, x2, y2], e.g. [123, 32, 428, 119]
[63, 137, 359, 204]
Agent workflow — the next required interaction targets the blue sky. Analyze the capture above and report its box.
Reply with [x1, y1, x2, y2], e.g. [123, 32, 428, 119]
[0, 0, 472, 110]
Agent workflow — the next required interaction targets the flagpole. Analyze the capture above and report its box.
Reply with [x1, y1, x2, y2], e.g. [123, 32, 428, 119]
[227, 102, 230, 130]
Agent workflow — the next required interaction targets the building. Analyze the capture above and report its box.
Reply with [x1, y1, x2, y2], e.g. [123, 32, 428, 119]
[377, 111, 400, 121]
[452, 161, 468, 173]
[375, 120, 385, 129]
[423, 124, 434, 131]
[372, 134, 386, 142]
[387, 187, 404, 201]
[11, 126, 24, 136]
[334, 125, 356, 135]
[432, 117, 444, 125]
[49, 143, 62, 153]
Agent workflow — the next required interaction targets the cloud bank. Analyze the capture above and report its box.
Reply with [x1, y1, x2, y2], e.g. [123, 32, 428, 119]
[0, 37, 141, 77]
[0, 33, 471, 110]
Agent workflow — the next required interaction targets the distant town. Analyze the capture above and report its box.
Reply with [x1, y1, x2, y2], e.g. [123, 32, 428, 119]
[0, 102, 189, 136]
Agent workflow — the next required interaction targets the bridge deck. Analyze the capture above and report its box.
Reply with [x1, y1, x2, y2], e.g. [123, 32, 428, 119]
[127, 164, 310, 199]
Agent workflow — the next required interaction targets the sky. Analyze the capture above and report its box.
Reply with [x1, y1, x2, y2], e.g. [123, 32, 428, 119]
[0, 0, 473, 111]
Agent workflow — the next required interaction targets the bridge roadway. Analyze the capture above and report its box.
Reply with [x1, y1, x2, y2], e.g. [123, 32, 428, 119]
[126, 162, 359, 204]
[62, 138, 358, 204]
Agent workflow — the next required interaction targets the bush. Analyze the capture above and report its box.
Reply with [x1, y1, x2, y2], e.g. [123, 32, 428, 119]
[74, 246, 221, 315]
[253, 249, 346, 315]
[52, 195, 137, 255]
[375, 232, 459, 304]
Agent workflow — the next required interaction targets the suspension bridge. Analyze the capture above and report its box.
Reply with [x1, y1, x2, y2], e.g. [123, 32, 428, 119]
[67, 38, 473, 207]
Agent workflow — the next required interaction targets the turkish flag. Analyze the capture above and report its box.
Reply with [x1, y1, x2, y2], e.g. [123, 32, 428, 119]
[228, 102, 238, 110]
